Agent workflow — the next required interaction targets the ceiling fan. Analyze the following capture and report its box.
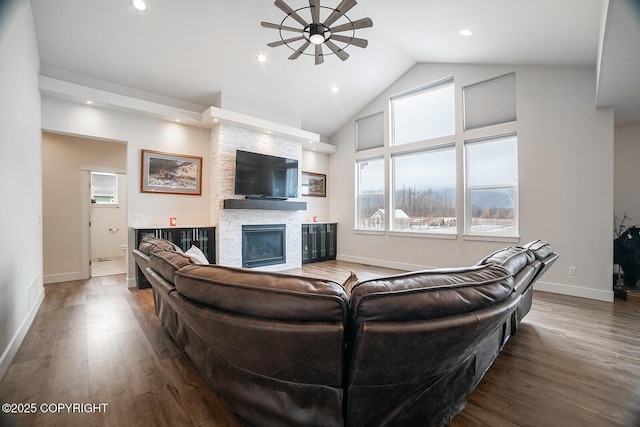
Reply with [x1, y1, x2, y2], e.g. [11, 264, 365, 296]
[261, 0, 373, 65]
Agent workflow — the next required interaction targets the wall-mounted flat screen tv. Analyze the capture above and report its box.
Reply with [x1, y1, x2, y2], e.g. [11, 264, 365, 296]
[234, 150, 299, 199]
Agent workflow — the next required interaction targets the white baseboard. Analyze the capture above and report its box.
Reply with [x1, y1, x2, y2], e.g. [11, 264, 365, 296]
[534, 280, 614, 302]
[44, 270, 85, 284]
[337, 254, 615, 302]
[0, 285, 45, 380]
[126, 276, 138, 289]
[337, 254, 430, 272]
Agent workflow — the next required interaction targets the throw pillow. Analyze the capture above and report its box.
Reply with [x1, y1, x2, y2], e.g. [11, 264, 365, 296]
[184, 245, 209, 265]
[342, 270, 359, 298]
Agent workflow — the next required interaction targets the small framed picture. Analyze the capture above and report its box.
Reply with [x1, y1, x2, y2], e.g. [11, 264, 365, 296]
[301, 171, 326, 197]
[141, 149, 202, 195]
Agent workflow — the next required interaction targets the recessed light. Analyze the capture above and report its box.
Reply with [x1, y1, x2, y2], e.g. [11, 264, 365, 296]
[175, 119, 181, 122]
[132, 0, 147, 11]
[86, 100, 93, 105]
[257, 53, 266, 63]
[331, 86, 339, 94]
[460, 29, 473, 37]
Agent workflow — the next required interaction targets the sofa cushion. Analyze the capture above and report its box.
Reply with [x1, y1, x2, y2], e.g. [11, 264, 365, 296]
[150, 250, 192, 284]
[183, 244, 209, 264]
[174, 264, 348, 322]
[342, 271, 359, 298]
[139, 237, 181, 256]
[350, 264, 513, 322]
[478, 246, 535, 276]
[523, 240, 555, 260]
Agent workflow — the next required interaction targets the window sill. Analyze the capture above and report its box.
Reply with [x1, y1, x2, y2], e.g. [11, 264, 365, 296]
[462, 234, 520, 244]
[91, 204, 120, 209]
[354, 229, 386, 236]
[388, 231, 457, 240]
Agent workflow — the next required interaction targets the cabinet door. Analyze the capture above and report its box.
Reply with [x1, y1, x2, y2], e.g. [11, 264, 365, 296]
[327, 223, 337, 259]
[196, 227, 216, 264]
[309, 224, 319, 262]
[136, 228, 157, 246]
[318, 225, 327, 259]
[302, 224, 311, 264]
[176, 229, 194, 252]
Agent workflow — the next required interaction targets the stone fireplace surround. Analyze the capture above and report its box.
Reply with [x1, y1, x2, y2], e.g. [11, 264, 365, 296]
[210, 123, 303, 271]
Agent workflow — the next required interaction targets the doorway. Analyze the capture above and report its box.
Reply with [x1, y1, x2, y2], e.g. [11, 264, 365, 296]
[89, 171, 128, 277]
[42, 132, 127, 284]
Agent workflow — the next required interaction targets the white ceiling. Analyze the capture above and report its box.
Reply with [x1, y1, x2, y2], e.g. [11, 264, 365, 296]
[28, 0, 640, 138]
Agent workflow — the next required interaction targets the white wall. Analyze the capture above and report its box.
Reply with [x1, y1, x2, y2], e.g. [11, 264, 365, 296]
[301, 150, 330, 223]
[0, 0, 44, 378]
[41, 97, 212, 287]
[614, 121, 640, 226]
[330, 63, 615, 301]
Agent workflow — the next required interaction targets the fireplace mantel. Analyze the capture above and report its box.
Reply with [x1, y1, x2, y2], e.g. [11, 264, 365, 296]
[223, 199, 307, 211]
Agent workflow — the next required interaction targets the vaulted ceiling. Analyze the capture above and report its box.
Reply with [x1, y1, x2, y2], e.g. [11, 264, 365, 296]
[29, 0, 640, 139]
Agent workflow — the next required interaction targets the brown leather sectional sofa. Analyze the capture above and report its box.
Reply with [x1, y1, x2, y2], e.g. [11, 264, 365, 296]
[133, 238, 557, 426]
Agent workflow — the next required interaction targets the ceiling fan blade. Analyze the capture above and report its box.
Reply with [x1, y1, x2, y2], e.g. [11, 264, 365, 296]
[323, 0, 357, 27]
[274, 0, 309, 27]
[330, 34, 368, 48]
[315, 43, 324, 65]
[309, 0, 321, 24]
[330, 17, 373, 33]
[324, 40, 349, 61]
[289, 41, 311, 60]
[267, 36, 305, 47]
[261, 21, 304, 33]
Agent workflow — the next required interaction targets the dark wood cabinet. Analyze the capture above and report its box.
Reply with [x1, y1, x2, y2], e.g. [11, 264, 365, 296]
[302, 223, 337, 264]
[134, 226, 216, 288]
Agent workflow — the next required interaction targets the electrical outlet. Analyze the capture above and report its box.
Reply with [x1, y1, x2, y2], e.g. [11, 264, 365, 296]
[418, 251, 423, 258]
[569, 266, 577, 276]
[346, 244, 351, 252]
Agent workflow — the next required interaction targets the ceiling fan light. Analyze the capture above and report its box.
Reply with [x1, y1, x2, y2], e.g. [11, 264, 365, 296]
[310, 33, 325, 45]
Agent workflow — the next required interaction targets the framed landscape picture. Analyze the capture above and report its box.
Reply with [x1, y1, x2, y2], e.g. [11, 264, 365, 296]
[141, 149, 202, 195]
[301, 171, 326, 197]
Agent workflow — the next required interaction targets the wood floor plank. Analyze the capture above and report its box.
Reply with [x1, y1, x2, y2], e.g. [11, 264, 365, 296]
[1, 264, 639, 426]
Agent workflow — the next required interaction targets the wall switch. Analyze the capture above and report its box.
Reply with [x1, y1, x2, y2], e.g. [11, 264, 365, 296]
[418, 251, 423, 258]
[569, 266, 577, 276]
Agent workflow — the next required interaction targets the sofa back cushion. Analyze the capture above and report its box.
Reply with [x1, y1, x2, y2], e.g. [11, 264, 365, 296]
[523, 240, 555, 260]
[174, 264, 348, 322]
[150, 250, 192, 284]
[477, 246, 535, 276]
[350, 264, 513, 322]
[139, 237, 181, 256]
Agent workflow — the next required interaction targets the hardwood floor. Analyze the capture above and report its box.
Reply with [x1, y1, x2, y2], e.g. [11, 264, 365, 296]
[1, 261, 639, 426]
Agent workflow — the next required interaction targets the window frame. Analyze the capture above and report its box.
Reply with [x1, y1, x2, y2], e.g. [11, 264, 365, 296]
[390, 77, 455, 147]
[463, 134, 519, 238]
[390, 143, 457, 235]
[90, 171, 118, 205]
[355, 156, 386, 232]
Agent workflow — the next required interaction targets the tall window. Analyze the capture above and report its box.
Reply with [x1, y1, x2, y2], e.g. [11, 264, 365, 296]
[391, 79, 455, 146]
[465, 135, 518, 235]
[356, 158, 385, 230]
[91, 172, 118, 204]
[392, 145, 456, 233]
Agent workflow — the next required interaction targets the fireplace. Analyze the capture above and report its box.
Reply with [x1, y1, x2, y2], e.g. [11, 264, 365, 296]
[242, 224, 286, 268]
